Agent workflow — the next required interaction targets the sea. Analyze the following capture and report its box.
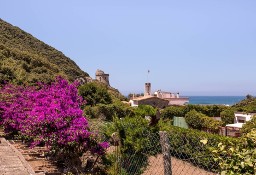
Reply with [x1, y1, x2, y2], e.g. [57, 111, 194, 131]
[188, 96, 245, 106]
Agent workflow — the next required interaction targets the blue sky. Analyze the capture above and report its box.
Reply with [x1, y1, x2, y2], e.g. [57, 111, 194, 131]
[1, 0, 256, 96]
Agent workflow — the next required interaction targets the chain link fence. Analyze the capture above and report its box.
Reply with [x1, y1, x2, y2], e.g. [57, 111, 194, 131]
[93, 117, 222, 175]
[108, 131, 218, 175]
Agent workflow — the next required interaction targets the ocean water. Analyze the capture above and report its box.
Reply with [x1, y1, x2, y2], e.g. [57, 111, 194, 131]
[188, 96, 245, 106]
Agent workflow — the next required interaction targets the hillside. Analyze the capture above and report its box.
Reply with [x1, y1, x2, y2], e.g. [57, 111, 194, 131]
[232, 95, 256, 113]
[0, 18, 88, 84]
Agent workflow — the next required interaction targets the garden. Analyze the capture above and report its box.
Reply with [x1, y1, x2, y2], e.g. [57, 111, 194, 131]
[1, 77, 256, 174]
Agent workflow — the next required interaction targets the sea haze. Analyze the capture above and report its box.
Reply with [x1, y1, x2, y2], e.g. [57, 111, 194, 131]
[188, 96, 245, 106]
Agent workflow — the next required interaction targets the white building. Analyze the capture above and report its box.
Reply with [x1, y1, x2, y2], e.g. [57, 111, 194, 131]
[234, 112, 255, 123]
[224, 112, 255, 132]
[154, 90, 189, 106]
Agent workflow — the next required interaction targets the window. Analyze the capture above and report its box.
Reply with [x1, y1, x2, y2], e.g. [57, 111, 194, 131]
[236, 116, 246, 123]
[238, 119, 245, 123]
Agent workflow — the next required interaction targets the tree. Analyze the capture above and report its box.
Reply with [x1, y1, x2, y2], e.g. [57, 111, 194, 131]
[78, 82, 112, 106]
[246, 94, 254, 100]
[220, 109, 235, 125]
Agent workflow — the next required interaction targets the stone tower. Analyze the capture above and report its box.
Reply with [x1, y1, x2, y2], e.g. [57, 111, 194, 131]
[95, 69, 110, 86]
[144, 83, 151, 96]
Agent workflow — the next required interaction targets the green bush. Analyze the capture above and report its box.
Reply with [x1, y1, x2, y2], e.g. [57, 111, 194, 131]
[220, 109, 235, 126]
[79, 82, 112, 106]
[104, 116, 154, 152]
[103, 116, 160, 175]
[134, 105, 157, 117]
[97, 103, 134, 121]
[185, 110, 223, 133]
[83, 106, 99, 118]
[184, 104, 228, 117]
[158, 120, 239, 172]
[208, 129, 256, 174]
[161, 105, 228, 120]
[241, 115, 256, 134]
[161, 106, 186, 119]
[185, 110, 205, 130]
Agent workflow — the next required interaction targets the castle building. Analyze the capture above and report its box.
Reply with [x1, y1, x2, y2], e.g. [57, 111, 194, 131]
[129, 82, 189, 108]
[95, 69, 110, 86]
[144, 83, 151, 96]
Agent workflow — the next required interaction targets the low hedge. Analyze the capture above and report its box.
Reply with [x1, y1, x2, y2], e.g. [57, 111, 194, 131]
[241, 115, 256, 134]
[185, 110, 223, 133]
[158, 120, 239, 172]
[161, 105, 229, 119]
[161, 106, 186, 119]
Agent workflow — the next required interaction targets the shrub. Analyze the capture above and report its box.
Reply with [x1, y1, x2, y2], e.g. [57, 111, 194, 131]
[97, 102, 134, 121]
[134, 105, 157, 117]
[78, 82, 112, 106]
[185, 110, 205, 130]
[220, 109, 235, 126]
[158, 120, 239, 172]
[161, 106, 186, 119]
[241, 115, 256, 134]
[83, 105, 100, 118]
[232, 96, 256, 113]
[208, 129, 256, 174]
[161, 105, 228, 121]
[0, 77, 108, 162]
[185, 110, 223, 133]
[184, 104, 228, 117]
[103, 116, 160, 174]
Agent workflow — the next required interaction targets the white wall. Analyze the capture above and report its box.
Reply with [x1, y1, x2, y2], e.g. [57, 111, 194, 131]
[234, 113, 254, 123]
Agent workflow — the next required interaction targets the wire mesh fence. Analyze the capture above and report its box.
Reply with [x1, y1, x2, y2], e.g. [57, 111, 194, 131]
[87, 118, 221, 175]
[110, 132, 218, 175]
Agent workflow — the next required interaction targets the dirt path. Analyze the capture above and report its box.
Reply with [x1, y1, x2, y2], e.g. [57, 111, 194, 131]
[142, 154, 217, 175]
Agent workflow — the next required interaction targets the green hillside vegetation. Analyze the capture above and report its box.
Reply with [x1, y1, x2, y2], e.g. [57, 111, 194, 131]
[232, 94, 256, 113]
[79, 81, 130, 120]
[0, 18, 88, 84]
[79, 81, 126, 104]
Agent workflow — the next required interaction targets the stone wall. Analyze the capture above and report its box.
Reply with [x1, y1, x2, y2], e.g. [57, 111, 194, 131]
[95, 69, 110, 86]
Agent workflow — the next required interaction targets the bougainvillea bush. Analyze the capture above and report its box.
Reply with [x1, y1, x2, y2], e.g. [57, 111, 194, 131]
[0, 77, 108, 160]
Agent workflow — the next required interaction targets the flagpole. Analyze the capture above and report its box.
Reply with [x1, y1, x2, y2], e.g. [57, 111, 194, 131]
[147, 70, 150, 82]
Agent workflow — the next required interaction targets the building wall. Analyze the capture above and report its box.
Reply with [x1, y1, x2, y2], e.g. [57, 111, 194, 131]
[129, 100, 138, 107]
[155, 91, 180, 99]
[95, 69, 110, 86]
[144, 83, 151, 96]
[96, 74, 109, 85]
[234, 112, 254, 123]
[166, 98, 189, 106]
[138, 97, 169, 108]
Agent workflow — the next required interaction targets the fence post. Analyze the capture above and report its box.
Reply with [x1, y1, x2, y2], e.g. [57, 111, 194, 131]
[159, 131, 172, 175]
[111, 132, 121, 175]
